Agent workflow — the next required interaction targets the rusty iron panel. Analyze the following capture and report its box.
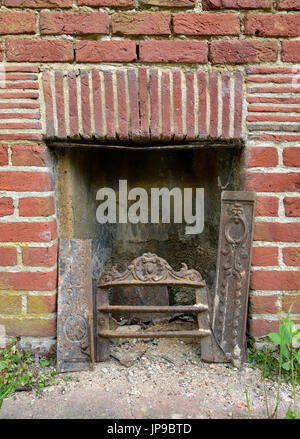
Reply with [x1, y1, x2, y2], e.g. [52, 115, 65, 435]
[212, 191, 256, 368]
[57, 239, 94, 372]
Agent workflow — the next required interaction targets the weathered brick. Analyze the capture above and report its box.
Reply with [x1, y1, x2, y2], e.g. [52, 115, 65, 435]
[0, 145, 8, 166]
[139, 41, 207, 63]
[251, 247, 278, 266]
[248, 319, 280, 337]
[78, 0, 134, 6]
[0, 317, 56, 337]
[19, 197, 55, 217]
[245, 14, 300, 37]
[0, 198, 14, 217]
[27, 295, 56, 314]
[211, 40, 278, 63]
[138, 68, 149, 140]
[6, 39, 73, 62]
[246, 147, 278, 167]
[277, 0, 300, 10]
[11, 145, 49, 167]
[0, 171, 53, 192]
[76, 41, 137, 63]
[104, 71, 116, 139]
[251, 271, 300, 290]
[0, 12, 36, 34]
[40, 11, 109, 35]
[149, 69, 159, 141]
[162, 71, 171, 141]
[282, 295, 300, 313]
[0, 269, 57, 291]
[210, 71, 218, 138]
[92, 70, 104, 139]
[283, 148, 300, 167]
[282, 248, 300, 266]
[141, 0, 195, 6]
[282, 41, 300, 62]
[0, 294, 22, 313]
[0, 247, 17, 266]
[284, 197, 300, 217]
[254, 222, 300, 242]
[242, 172, 300, 192]
[22, 244, 57, 267]
[80, 70, 92, 138]
[173, 13, 240, 35]
[5, 0, 72, 6]
[249, 295, 278, 314]
[112, 12, 171, 35]
[0, 221, 57, 242]
[255, 196, 279, 217]
[203, 0, 272, 9]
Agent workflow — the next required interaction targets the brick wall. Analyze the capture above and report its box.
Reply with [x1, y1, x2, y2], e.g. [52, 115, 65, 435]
[0, 0, 299, 352]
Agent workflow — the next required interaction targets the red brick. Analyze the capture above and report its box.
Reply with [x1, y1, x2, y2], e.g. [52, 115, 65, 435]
[248, 114, 300, 123]
[27, 295, 56, 314]
[173, 13, 240, 35]
[243, 172, 300, 192]
[149, 70, 159, 141]
[0, 269, 57, 291]
[76, 41, 137, 63]
[162, 71, 171, 141]
[246, 147, 278, 167]
[211, 40, 278, 63]
[282, 248, 300, 266]
[138, 68, 149, 140]
[40, 11, 109, 35]
[0, 198, 14, 217]
[22, 244, 57, 267]
[234, 72, 243, 138]
[0, 171, 53, 192]
[173, 70, 183, 141]
[78, 0, 134, 6]
[210, 71, 218, 138]
[255, 134, 300, 143]
[5, 0, 72, 6]
[251, 247, 278, 266]
[222, 72, 230, 139]
[104, 71, 115, 140]
[283, 148, 300, 167]
[116, 71, 127, 141]
[112, 12, 171, 35]
[249, 295, 278, 314]
[0, 145, 8, 166]
[141, 0, 195, 5]
[277, 0, 300, 10]
[282, 295, 300, 313]
[0, 12, 36, 34]
[186, 71, 195, 140]
[54, 72, 66, 139]
[248, 319, 280, 338]
[139, 40, 207, 63]
[0, 295, 22, 314]
[80, 71, 92, 138]
[6, 39, 73, 62]
[255, 196, 278, 217]
[127, 70, 139, 140]
[19, 197, 55, 217]
[0, 247, 17, 266]
[11, 145, 49, 167]
[198, 71, 207, 138]
[0, 317, 56, 337]
[251, 270, 300, 290]
[0, 221, 57, 242]
[42, 71, 54, 138]
[68, 72, 79, 138]
[284, 197, 300, 217]
[282, 41, 300, 62]
[203, 0, 272, 9]
[92, 70, 104, 139]
[245, 14, 300, 37]
[254, 222, 300, 243]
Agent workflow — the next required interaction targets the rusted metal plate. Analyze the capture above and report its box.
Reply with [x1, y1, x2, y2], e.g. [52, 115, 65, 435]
[111, 286, 170, 323]
[212, 191, 256, 368]
[57, 239, 94, 372]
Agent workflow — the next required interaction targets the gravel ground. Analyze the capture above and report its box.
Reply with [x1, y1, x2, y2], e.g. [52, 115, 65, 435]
[0, 320, 299, 419]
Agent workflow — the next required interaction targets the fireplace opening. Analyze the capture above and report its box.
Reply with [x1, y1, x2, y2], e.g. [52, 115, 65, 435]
[51, 143, 244, 369]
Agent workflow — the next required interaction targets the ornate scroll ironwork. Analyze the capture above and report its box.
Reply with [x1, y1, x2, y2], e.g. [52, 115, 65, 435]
[212, 191, 256, 368]
[57, 239, 94, 372]
[98, 252, 205, 288]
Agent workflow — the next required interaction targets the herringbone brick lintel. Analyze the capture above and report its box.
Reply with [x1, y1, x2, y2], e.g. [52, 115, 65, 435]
[41, 68, 244, 143]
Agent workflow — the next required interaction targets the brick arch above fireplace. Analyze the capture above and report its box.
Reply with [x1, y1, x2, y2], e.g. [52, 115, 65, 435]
[41, 67, 244, 143]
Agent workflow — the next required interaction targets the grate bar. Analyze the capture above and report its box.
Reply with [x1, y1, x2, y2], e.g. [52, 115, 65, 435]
[98, 329, 211, 338]
[97, 305, 208, 313]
